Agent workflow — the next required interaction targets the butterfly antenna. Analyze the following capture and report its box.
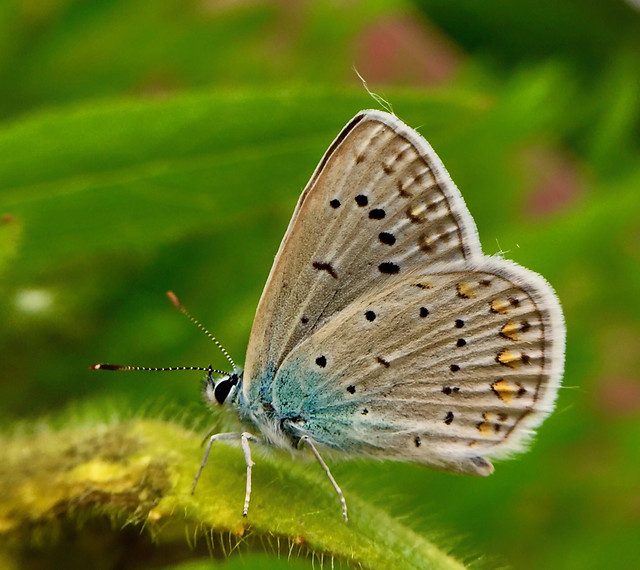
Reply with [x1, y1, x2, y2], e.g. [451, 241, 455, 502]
[90, 363, 229, 375]
[166, 291, 237, 370]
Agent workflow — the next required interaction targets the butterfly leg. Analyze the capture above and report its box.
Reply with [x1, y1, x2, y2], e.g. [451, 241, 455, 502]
[240, 431, 257, 517]
[300, 435, 348, 522]
[191, 431, 260, 517]
[192, 432, 241, 494]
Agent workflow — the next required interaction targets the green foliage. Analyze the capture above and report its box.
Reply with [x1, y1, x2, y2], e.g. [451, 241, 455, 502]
[0, 0, 397, 119]
[0, 417, 465, 569]
[413, 0, 640, 75]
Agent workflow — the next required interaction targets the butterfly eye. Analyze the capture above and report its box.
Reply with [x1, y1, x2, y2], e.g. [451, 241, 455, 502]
[213, 374, 239, 405]
[213, 380, 232, 404]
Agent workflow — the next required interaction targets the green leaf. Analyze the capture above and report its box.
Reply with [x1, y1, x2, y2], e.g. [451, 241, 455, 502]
[0, 417, 466, 569]
[0, 0, 400, 118]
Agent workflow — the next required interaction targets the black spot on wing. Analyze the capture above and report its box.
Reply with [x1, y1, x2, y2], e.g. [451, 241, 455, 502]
[312, 261, 338, 279]
[471, 456, 492, 470]
[378, 262, 399, 274]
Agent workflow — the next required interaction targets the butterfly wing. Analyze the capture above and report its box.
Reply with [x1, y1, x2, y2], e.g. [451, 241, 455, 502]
[242, 110, 564, 472]
[270, 257, 565, 474]
[244, 110, 483, 392]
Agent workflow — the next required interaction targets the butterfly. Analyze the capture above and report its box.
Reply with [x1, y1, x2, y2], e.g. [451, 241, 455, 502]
[94, 110, 565, 522]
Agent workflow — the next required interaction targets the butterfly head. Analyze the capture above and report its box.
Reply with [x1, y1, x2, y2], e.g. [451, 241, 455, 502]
[203, 366, 243, 408]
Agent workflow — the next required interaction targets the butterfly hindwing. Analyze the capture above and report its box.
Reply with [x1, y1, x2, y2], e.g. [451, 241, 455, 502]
[245, 110, 483, 390]
[271, 258, 564, 474]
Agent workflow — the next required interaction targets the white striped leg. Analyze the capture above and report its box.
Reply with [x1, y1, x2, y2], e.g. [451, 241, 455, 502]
[300, 435, 348, 522]
[191, 431, 259, 518]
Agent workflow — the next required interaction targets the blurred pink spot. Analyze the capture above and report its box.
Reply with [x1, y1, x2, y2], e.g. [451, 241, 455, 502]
[199, 0, 262, 14]
[136, 73, 181, 99]
[355, 16, 461, 86]
[621, 223, 640, 261]
[522, 146, 584, 216]
[596, 376, 640, 416]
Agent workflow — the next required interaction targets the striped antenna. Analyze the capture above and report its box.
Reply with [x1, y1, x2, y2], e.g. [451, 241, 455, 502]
[166, 291, 237, 370]
[90, 363, 229, 375]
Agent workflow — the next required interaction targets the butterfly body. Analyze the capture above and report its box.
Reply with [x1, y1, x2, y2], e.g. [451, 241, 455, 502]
[232, 361, 357, 453]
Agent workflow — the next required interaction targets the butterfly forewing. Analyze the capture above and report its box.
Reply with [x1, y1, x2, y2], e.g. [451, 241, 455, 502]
[245, 111, 483, 386]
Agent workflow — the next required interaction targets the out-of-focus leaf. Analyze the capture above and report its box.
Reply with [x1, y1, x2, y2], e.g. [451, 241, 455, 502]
[0, 417, 466, 570]
[0, 0, 400, 119]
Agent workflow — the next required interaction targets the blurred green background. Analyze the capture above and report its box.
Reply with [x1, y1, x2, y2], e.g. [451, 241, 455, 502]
[1, 0, 639, 568]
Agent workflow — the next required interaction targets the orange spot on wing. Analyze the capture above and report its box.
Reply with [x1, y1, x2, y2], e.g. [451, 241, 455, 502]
[500, 321, 520, 341]
[406, 204, 426, 223]
[456, 282, 475, 299]
[397, 180, 411, 198]
[476, 421, 491, 436]
[497, 349, 519, 369]
[490, 299, 510, 314]
[491, 379, 513, 403]
[418, 233, 434, 253]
